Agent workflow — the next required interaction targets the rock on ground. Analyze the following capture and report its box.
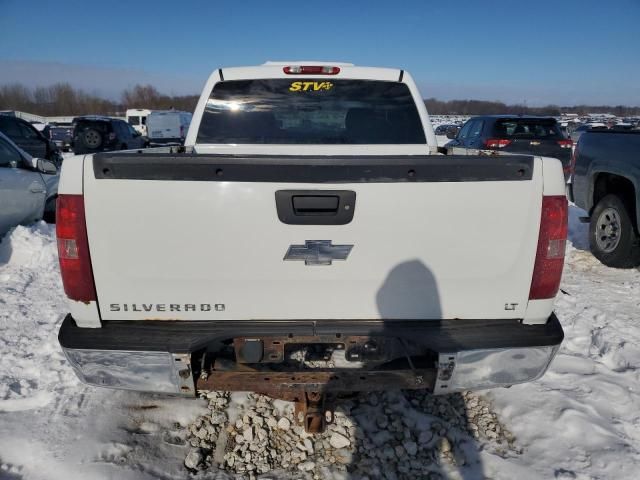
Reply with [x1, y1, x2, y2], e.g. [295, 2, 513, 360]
[185, 390, 517, 479]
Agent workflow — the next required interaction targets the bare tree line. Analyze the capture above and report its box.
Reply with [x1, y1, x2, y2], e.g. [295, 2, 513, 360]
[1, 82, 639, 117]
[0, 83, 199, 116]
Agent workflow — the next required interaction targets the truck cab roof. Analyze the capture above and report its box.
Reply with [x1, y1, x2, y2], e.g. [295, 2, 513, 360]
[218, 63, 404, 82]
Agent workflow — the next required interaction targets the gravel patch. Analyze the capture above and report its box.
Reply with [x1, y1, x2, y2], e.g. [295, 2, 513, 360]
[185, 390, 519, 479]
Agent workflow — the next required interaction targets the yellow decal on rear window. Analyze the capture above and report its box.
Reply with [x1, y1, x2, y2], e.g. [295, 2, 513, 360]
[289, 81, 334, 92]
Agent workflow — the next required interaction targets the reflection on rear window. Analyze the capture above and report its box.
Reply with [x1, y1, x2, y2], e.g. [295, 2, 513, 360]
[197, 79, 426, 144]
[494, 119, 562, 139]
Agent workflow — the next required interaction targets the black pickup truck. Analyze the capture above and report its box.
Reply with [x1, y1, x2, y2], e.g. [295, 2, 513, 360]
[570, 130, 640, 268]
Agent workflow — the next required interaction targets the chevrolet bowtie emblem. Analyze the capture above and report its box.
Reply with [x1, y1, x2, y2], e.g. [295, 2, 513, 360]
[284, 240, 353, 266]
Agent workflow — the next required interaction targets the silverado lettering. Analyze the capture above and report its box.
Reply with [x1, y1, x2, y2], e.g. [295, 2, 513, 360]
[109, 303, 225, 312]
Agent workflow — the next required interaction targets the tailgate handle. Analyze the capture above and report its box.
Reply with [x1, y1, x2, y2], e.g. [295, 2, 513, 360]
[292, 195, 339, 215]
[275, 190, 356, 225]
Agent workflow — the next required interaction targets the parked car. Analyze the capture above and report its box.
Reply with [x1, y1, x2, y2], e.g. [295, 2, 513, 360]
[146, 110, 192, 145]
[72, 116, 146, 155]
[434, 124, 460, 136]
[569, 123, 610, 143]
[126, 108, 152, 136]
[445, 115, 573, 178]
[0, 132, 59, 236]
[610, 123, 635, 131]
[30, 121, 49, 137]
[49, 124, 74, 152]
[569, 130, 640, 268]
[0, 115, 63, 166]
[569, 124, 589, 143]
[56, 62, 566, 433]
[559, 125, 569, 138]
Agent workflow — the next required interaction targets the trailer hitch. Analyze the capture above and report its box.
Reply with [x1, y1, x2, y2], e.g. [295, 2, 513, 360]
[194, 334, 436, 433]
[196, 366, 436, 433]
[295, 391, 333, 434]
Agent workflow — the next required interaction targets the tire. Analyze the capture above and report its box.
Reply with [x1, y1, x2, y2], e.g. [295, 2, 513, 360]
[82, 128, 103, 150]
[43, 196, 57, 224]
[589, 194, 640, 268]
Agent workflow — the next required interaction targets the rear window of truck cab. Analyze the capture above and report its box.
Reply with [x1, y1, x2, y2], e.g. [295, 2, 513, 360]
[197, 79, 426, 144]
[493, 118, 562, 139]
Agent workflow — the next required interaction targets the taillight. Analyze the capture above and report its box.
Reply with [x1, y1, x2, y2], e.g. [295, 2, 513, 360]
[283, 65, 340, 75]
[56, 195, 96, 302]
[529, 196, 568, 300]
[483, 138, 512, 148]
[557, 139, 573, 149]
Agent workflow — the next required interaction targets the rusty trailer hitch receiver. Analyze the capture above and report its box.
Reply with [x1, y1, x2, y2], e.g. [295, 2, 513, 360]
[196, 334, 437, 433]
[196, 349, 437, 433]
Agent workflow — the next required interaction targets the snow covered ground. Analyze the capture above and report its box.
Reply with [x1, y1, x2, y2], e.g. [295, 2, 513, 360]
[0, 208, 639, 479]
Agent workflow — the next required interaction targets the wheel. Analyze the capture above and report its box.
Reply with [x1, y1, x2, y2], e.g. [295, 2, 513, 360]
[43, 196, 57, 224]
[589, 194, 640, 268]
[82, 129, 103, 150]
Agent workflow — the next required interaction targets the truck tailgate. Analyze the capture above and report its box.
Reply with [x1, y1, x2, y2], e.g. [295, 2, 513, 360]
[84, 154, 542, 321]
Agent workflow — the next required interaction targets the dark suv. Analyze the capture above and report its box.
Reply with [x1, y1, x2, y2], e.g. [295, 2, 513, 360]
[49, 124, 74, 152]
[72, 116, 146, 155]
[0, 114, 63, 165]
[444, 115, 573, 178]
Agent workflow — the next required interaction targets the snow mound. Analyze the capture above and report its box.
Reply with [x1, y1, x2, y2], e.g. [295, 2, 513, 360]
[0, 223, 67, 412]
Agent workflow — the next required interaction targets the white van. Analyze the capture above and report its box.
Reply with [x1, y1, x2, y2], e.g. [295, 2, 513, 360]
[126, 109, 151, 136]
[146, 110, 192, 145]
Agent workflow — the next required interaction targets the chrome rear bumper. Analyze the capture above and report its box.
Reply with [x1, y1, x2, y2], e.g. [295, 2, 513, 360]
[59, 314, 563, 395]
[433, 345, 559, 394]
[62, 348, 195, 395]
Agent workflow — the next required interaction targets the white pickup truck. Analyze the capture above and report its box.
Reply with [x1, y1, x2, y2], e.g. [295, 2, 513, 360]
[56, 62, 567, 432]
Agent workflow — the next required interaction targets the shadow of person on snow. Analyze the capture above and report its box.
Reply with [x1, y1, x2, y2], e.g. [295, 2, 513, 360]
[332, 259, 487, 480]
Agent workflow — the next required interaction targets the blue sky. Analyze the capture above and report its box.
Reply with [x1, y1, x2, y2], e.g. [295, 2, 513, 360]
[1, 0, 639, 105]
